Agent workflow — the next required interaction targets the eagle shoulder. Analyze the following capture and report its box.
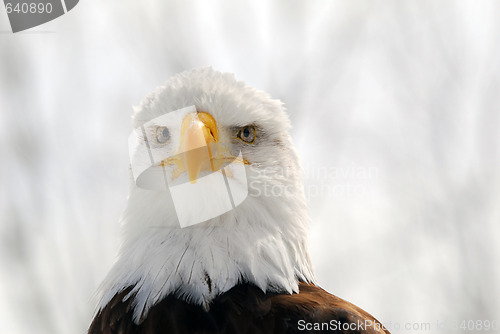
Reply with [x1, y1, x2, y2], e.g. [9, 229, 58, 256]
[89, 282, 390, 334]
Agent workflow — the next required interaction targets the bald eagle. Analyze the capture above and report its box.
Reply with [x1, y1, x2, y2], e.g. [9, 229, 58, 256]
[89, 68, 390, 334]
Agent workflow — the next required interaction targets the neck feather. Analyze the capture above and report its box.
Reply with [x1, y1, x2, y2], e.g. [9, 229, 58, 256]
[97, 182, 315, 324]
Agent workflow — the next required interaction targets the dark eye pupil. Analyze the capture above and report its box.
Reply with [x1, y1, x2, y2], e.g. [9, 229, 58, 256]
[243, 128, 250, 137]
[162, 128, 169, 138]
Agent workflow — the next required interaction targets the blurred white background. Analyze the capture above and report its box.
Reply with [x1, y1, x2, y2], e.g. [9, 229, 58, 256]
[1, 1, 499, 333]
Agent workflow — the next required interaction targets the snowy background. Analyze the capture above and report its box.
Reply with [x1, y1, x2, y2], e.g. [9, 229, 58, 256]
[1, 1, 499, 333]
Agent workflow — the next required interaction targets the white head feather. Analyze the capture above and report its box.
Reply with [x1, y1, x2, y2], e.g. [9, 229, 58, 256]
[97, 67, 316, 323]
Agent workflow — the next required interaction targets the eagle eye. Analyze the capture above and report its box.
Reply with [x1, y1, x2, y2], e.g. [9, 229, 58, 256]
[155, 126, 170, 144]
[236, 125, 256, 144]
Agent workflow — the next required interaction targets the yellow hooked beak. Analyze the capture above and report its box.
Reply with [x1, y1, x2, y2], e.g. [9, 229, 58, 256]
[160, 111, 249, 183]
[179, 112, 218, 183]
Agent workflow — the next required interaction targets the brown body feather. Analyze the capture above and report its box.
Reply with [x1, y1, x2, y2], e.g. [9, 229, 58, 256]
[89, 282, 390, 334]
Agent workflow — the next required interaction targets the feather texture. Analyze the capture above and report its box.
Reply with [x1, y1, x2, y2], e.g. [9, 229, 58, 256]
[90, 282, 390, 334]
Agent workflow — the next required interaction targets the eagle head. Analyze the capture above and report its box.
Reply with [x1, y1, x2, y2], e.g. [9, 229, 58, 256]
[97, 68, 315, 323]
